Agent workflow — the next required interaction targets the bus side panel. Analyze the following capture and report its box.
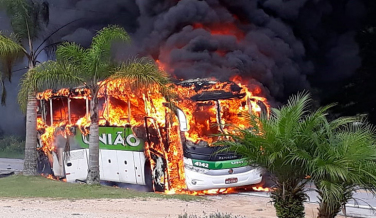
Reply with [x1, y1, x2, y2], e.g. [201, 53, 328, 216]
[117, 150, 137, 184]
[133, 152, 146, 185]
[52, 148, 65, 177]
[99, 150, 104, 179]
[101, 150, 120, 182]
[64, 149, 89, 183]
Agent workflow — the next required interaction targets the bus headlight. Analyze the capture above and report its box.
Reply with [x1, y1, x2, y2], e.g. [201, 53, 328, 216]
[184, 164, 209, 174]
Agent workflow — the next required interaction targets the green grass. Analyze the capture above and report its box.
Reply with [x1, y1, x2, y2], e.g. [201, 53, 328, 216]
[0, 175, 200, 201]
[0, 135, 24, 159]
[0, 151, 24, 159]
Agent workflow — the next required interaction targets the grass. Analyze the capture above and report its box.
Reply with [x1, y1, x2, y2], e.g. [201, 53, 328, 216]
[0, 175, 200, 201]
[0, 135, 24, 159]
[0, 151, 24, 159]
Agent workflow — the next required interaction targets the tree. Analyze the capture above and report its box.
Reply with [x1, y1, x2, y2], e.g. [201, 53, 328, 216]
[18, 25, 170, 184]
[0, 32, 24, 104]
[221, 92, 376, 218]
[0, 0, 51, 175]
[308, 119, 376, 218]
[221, 93, 330, 218]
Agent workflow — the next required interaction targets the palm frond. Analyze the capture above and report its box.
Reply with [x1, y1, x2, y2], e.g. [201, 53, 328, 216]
[56, 42, 87, 67]
[0, 32, 24, 105]
[1, 0, 49, 40]
[111, 57, 171, 93]
[88, 26, 130, 79]
[18, 61, 85, 113]
[0, 32, 25, 80]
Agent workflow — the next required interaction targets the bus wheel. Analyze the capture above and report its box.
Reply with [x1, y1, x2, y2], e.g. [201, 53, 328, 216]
[144, 161, 154, 192]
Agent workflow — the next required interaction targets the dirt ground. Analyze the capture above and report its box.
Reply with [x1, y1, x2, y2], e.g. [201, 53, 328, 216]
[0, 194, 345, 218]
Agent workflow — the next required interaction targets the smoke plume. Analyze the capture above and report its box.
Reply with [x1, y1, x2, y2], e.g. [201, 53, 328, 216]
[0, 0, 366, 134]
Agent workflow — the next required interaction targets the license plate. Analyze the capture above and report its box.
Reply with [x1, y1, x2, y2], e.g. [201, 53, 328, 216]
[225, 178, 238, 184]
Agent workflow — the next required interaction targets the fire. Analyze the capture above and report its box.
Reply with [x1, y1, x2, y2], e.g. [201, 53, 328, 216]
[173, 78, 269, 146]
[156, 60, 165, 71]
[252, 186, 271, 192]
[41, 173, 66, 182]
[36, 76, 269, 195]
[193, 22, 245, 41]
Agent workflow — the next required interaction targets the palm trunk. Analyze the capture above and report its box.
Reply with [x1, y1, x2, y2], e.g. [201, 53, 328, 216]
[23, 93, 38, 175]
[271, 181, 306, 218]
[86, 94, 100, 185]
[317, 200, 341, 218]
[23, 61, 38, 176]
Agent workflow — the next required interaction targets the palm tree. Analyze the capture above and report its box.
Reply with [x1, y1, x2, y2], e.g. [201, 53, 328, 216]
[18, 25, 170, 184]
[0, 0, 51, 175]
[221, 92, 376, 218]
[308, 119, 376, 218]
[220, 93, 334, 218]
[0, 32, 24, 104]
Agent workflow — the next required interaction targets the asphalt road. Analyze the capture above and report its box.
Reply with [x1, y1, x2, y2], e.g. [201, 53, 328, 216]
[1, 158, 375, 217]
[240, 186, 376, 218]
[0, 158, 23, 174]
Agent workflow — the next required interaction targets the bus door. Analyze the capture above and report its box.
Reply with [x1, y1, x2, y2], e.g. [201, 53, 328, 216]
[145, 117, 168, 191]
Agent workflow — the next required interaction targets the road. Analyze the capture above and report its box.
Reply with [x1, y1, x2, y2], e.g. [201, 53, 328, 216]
[239, 186, 376, 218]
[0, 158, 23, 175]
[1, 158, 375, 217]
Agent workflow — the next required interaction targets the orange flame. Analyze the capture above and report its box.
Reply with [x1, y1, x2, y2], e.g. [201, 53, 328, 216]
[252, 186, 271, 192]
[36, 77, 270, 195]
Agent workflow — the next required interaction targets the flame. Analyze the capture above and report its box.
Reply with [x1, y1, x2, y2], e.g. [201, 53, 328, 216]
[193, 22, 245, 41]
[36, 77, 269, 195]
[252, 186, 271, 192]
[156, 60, 166, 71]
[172, 78, 269, 146]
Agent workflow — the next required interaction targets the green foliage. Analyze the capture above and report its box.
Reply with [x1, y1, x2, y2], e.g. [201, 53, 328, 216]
[17, 25, 132, 112]
[178, 212, 245, 218]
[219, 92, 329, 218]
[0, 32, 24, 58]
[0, 32, 24, 105]
[0, 135, 25, 158]
[272, 187, 306, 218]
[18, 60, 85, 112]
[309, 120, 376, 217]
[220, 92, 376, 218]
[221, 92, 328, 183]
[0, 0, 50, 106]
[18, 26, 171, 111]
[111, 57, 171, 93]
[0, 0, 49, 40]
[55, 25, 131, 85]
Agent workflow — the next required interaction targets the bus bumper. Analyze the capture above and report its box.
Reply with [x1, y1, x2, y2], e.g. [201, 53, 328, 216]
[184, 166, 262, 191]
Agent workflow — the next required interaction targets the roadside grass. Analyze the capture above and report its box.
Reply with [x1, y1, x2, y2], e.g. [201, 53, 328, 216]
[0, 151, 24, 159]
[0, 135, 24, 159]
[0, 175, 200, 201]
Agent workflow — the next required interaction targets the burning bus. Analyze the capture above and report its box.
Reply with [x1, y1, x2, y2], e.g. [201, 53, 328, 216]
[36, 78, 269, 193]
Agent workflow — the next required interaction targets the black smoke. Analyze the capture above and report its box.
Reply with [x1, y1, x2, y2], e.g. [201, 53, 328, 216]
[46, 0, 365, 100]
[0, 0, 367, 134]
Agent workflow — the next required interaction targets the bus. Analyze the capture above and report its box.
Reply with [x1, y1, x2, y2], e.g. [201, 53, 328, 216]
[36, 78, 266, 192]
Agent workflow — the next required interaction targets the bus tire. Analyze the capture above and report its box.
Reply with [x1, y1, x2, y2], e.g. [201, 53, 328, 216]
[144, 161, 154, 192]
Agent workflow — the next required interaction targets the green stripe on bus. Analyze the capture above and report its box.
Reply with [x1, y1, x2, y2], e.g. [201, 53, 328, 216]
[191, 158, 248, 170]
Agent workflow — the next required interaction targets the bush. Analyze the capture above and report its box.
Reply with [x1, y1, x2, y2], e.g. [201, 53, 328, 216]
[178, 212, 245, 218]
[0, 135, 25, 158]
